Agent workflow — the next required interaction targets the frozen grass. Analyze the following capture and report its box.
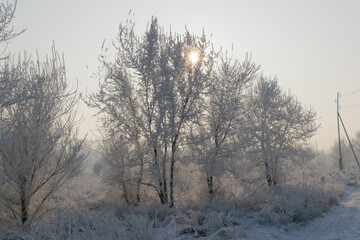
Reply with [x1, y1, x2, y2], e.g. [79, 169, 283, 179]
[0, 181, 345, 239]
[247, 183, 343, 226]
[0, 156, 351, 239]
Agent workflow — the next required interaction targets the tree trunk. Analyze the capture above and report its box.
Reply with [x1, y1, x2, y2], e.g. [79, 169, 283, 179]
[159, 164, 168, 204]
[158, 169, 168, 204]
[169, 140, 177, 207]
[134, 139, 143, 206]
[208, 139, 219, 202]
[162, 144, 168, 204]
[20, 187, 28, 225]
[169, 158, 175, 207]
[207, 176, 214, 201]
[160, 178, 168, 204]
[154, 147, 168, 204]
[159, 187, 168, 204]
[135, 165, 143, 206]
[265, 161, 276, 186]
[122, 181, 130, 204]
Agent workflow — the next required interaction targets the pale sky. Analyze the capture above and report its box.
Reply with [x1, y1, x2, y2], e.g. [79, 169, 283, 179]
[6, 0, 360, 151]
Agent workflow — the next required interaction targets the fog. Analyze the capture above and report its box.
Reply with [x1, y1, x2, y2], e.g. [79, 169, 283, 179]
[1, 1, 360, 239]
[6, 0, 360, 151]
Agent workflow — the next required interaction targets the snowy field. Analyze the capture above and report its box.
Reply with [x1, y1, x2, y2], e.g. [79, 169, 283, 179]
[247, 185, 360, 240]
[1, 181, 359, 239]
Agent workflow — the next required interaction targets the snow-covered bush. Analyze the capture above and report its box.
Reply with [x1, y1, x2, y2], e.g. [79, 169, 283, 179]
[237, 182, 344, 226]
[0, 209, 175, 240]
[48, 173, 112, 211]
[0, 177, 345, 239]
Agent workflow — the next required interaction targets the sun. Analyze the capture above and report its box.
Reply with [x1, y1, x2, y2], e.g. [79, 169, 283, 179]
[189, 51, 199, 64]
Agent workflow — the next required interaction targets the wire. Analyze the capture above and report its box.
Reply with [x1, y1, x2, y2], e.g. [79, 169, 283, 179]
[342, 88, 360, 97]
[342, 103, 360, 110]
[340, 88, 360, 110]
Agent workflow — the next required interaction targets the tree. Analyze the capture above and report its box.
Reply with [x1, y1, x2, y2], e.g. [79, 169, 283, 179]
[0, 0, 26, 111]
[0, 0, 25, 57]
[330, 139, 353, 170]
[354, 131, 360, 153]
[0, 49, 86, 226]
[332, 131, 360, 170]
[89, 17, 216, 206]
[188, 55, 259, 200]
[245, 77, 318, 186]
[100, 130, 145, 206]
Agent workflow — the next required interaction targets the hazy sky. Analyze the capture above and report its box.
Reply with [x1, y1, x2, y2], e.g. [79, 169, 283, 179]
[6, 0, 360, 151]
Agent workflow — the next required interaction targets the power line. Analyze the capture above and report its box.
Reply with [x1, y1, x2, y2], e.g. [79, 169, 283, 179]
[338, 89, 360, 110]
[342, 103, 360, 110]
[342, 88, 360, 97]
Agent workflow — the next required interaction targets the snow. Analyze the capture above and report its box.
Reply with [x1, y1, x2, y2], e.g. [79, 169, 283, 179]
[247, 185, 360, 240]
[294, 185, 360, 240]
[2, 183, 360, 239]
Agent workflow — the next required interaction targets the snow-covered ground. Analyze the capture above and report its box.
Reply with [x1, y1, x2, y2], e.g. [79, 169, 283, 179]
[1, 183, 359, 239]
[247, 185, 360, 240]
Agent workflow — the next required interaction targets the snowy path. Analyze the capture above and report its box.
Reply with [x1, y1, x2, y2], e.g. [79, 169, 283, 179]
[292, 185, 360, 240]
[246, 186, 360, 240]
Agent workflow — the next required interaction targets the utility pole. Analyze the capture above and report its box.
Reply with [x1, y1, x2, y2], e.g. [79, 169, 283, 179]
[337, 92, 343, 170]
[338, 113, 360, 168]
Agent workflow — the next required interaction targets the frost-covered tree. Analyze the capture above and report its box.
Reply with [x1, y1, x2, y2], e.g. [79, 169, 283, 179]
[330, 139, 353, 170]
[0, 0, 26, 111]
[0, 49, 86, 226]
[0, 0, 25, 56]
[331, 131, 360, 170]
[89, 17, 215, 206]
[188, 55, 259, 200]
[0, 0, 26, 193]
[354, 131, 360, 156]
[245, 77, 318, 186]
[100, 131, 145, 206]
